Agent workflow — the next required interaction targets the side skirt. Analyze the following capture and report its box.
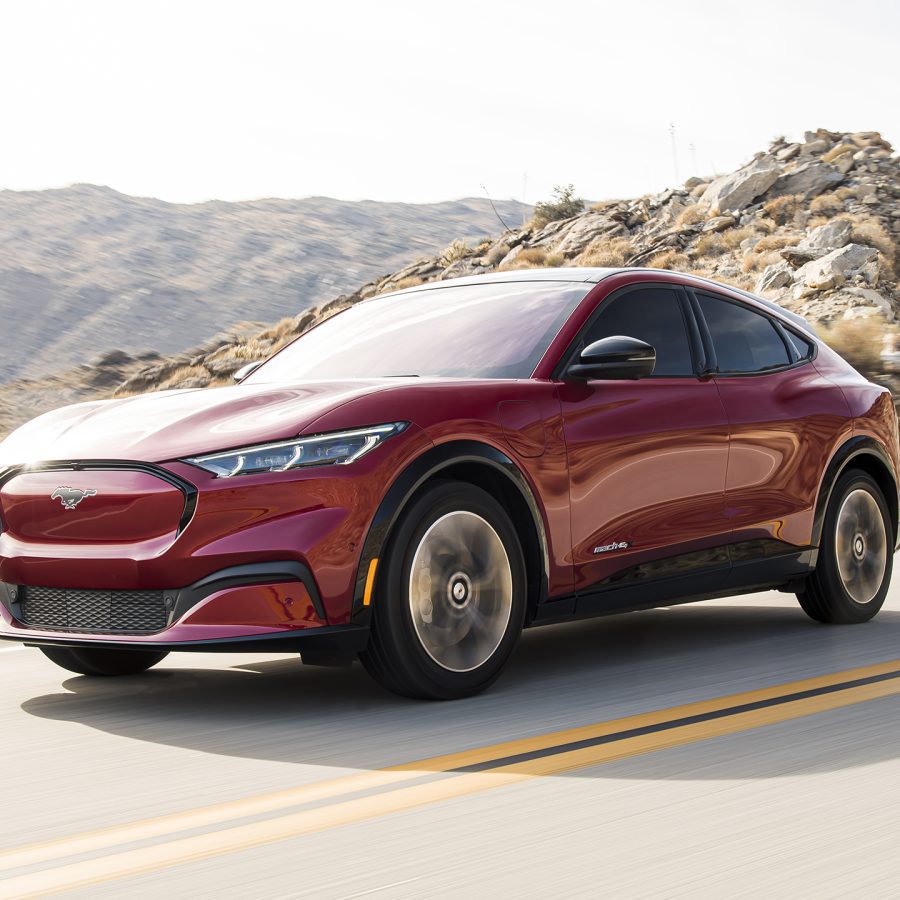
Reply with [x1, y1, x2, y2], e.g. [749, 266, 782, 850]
[531, 543, 817, 627]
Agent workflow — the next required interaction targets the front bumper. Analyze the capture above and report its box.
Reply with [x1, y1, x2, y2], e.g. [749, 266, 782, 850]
[0, 562, 369, 658]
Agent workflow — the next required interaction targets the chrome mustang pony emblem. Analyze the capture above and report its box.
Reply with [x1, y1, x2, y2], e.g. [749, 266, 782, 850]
[51, 486, 98, 510]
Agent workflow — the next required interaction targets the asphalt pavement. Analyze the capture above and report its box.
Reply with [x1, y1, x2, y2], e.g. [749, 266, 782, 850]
[2, 580, 900, 898]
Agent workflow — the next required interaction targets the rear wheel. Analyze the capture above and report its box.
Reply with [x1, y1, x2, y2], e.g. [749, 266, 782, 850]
[39, 646, 169, 676]
[798, 469, 893, 624]
[361, 481, 526, 699]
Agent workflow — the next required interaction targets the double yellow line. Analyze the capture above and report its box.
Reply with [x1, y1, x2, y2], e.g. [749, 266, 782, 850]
[3, 658, 900, 898]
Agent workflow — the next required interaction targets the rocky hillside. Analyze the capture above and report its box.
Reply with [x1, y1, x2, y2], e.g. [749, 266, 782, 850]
[1, 128, 897, 437]
[0, 186, 528, 381]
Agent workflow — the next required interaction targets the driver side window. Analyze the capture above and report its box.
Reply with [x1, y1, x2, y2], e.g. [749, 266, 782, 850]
[583, 287, 695, 377]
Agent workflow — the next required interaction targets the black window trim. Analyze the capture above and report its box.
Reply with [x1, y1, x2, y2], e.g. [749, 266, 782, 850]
[553, 281, 708, 381]
[688, 287, 817, 378]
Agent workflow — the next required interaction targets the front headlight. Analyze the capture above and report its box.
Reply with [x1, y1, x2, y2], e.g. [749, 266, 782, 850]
[183, 422, 407, 478]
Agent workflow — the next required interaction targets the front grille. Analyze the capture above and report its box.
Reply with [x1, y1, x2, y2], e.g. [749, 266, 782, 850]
[19, 586, 168, 634]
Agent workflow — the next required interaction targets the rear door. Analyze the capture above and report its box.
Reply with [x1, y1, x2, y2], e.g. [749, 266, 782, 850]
[556, 284, 731, 604]
[690, 289, 851, 575]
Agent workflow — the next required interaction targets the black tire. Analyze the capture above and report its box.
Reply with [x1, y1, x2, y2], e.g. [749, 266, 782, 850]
[798, 469, 893, 624]
[39, 646, 169, 676]
[360, 481, 527, 700]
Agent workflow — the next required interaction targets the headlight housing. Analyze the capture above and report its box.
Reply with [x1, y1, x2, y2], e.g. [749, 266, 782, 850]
[183, 422, 407, 478]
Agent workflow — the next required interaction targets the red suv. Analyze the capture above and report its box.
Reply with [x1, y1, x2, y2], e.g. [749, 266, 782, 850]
[0, 268, 896, 698]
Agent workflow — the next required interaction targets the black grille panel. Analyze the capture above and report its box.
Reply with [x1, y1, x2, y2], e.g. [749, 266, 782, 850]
[19, 586, 168, 633]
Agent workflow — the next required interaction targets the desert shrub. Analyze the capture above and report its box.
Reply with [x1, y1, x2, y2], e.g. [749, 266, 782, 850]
[439, 239, 470, 266]
[483, 242, 510, 267]
[578, 237, 634, 268]
[158, 365, 212, 390]
[819, 317, 888, 379]
[809, 192, 844, 217]
[532, 184, 585, 228]
[498, 247, 549, 271]
[645, 250, 690, 270]
[762, 194, 803, 226]
[719, 226, 754, 250]
[751, 233, 799, 254]
[693, 233, 728, 257]
[849, 217, 897, 277]
[392, 275, 425, 291]
[675, 205, 706, 228]
[544, 252, 566, 267]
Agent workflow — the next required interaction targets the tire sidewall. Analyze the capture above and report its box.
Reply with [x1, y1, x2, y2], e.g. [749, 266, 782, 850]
[374, 481, 527, 698]
[820, 470, 893, 621]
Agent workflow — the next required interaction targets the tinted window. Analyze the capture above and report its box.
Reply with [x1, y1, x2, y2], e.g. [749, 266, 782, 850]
[583, 287, 694, 377]
[697, 294, 790, 374]
[248, 281, 591, 381]
[784, 329, 814, 360]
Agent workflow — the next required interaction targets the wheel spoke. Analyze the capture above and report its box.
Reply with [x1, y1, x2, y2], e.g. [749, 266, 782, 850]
[408, 510, 513, 672]
[835, 488, 887, 605]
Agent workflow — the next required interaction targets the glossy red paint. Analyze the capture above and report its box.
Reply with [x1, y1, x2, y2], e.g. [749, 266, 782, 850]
[0, 470, 184, 544]
[0, 268, 896, 656]
[181, 582, 323, 629]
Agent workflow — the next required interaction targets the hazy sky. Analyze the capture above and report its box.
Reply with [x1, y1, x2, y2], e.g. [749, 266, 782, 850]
[2, 0, 898, 206]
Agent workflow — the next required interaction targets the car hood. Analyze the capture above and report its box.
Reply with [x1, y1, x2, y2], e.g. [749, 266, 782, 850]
[0, 380, 402, 467]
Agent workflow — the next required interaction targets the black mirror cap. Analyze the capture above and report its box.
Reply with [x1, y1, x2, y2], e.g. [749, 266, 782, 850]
[567, 335, 656, 380]
[233, 360, 264, 383]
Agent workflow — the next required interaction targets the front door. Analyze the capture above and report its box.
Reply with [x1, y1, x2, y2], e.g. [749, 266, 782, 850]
[557, 285, 730, 601]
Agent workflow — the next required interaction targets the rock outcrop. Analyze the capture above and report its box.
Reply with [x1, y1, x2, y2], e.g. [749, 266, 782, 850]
[1, 127, 897, 436]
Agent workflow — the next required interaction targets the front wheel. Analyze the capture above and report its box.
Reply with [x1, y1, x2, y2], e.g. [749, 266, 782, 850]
[798, 469, 893, 624]
[39, 646, 169, 676]
[361, 481, 527, 699]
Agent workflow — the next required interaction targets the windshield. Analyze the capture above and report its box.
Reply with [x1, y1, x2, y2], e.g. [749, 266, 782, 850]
[247, 281, 591, 381]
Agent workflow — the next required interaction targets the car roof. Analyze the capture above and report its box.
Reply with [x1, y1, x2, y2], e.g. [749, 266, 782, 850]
[389, 267, 816, 336]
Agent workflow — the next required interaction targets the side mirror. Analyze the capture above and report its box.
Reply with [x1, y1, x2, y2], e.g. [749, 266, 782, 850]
[233, 360, 263, 383]
[567, 335, 656, 380]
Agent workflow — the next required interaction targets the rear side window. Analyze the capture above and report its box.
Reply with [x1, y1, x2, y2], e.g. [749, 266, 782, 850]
[784, 329, 814, 360]
[583, 287, 694, 377]
[697, 294, 790, 374]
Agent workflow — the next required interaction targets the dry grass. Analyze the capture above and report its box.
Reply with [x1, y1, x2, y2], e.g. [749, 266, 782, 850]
[741, 249, 784, 274]
[498, 247, 550, 270]
[762, 194, 803, 226]
[675, 205, 706, 228]
[483, 243, 510, 267]
[645, 249, 691, 270]
[158, 365, 212, 390]
[578, 237, 634, 268]
[719, 226, 754, 250]
[819, 317, 888, 379]
[439, 239, 470, 266]
[809, 193, 844, 217]
[821, 144, 855, 164]
[693, 233, 728, 257]
[544, 252, 566, 267]
[849, 217, 897, 277]
[392, 275, 425, 291]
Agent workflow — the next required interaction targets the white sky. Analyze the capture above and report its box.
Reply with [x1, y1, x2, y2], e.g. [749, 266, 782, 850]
[2, 0, 898, 206]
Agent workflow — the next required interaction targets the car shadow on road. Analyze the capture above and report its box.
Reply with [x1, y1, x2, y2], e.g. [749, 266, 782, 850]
[19, 598, 900, 780]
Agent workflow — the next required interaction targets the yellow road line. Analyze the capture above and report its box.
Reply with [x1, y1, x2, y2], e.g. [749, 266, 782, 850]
[3, 658, 900, 897]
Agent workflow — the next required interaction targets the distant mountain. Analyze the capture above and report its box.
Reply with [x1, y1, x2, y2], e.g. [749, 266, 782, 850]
[1, 128, 896, 439]
[0, 185, 529, 381]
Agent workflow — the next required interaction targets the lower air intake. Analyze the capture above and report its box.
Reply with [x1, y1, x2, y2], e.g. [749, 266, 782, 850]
[19, 586, 168, 634]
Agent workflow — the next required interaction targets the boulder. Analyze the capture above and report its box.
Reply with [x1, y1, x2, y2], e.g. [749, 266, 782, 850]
[553, 213, 621, 256]
[781, 246, 827, 268]
[700, 159, 780, 213]
[756, 261, 794, 294]
[767, 161, 844, 200]
[702, 215, 736, 233]
[795, 244, 879, 290]
[776, 144, 801, 161]
[798, 219, 852, 251]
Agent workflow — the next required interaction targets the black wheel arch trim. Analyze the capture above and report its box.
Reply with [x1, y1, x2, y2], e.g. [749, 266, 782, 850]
[351, 440, 550, 624]
[813, 436, 899, 549]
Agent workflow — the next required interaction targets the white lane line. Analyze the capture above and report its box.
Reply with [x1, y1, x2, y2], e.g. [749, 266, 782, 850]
[337, 877, 426, 899]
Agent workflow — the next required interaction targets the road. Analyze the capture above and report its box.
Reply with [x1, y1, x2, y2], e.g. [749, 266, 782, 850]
[2, 581, 900, 898]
